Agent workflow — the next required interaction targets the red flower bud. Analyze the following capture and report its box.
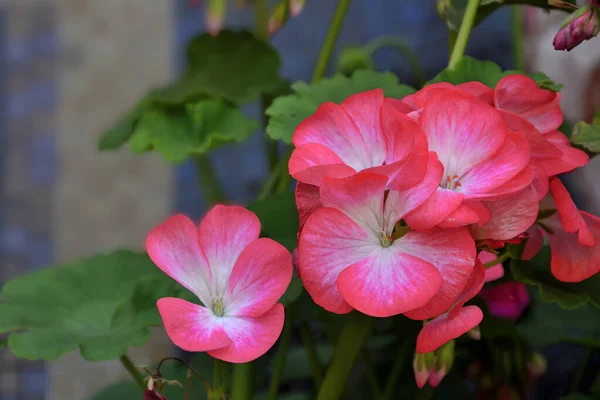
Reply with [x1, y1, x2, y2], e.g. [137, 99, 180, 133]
[144, 389, 167, 400]
[554, 5, 600, 51]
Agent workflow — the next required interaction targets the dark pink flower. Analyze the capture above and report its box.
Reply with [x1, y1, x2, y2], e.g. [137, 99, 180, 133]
[479, 282, 530, 320]
[147, 206, 293, 363]
[554, 4, 600, 51]
[145, 389, 167, 400]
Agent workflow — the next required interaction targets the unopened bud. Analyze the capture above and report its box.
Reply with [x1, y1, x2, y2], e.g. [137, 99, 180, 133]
[429, 340, 455, 387]
[336, 46, 375, 76]
[206, 0, 226, 37]
[527, 352, 547, 380]
[145, 390, 167, 400]
[413, 351, 435, 388]
[554, 5, 600, 51]
[268, 0, 289, 36]
[467, 326, 481, 340]
[289, 0, 306, 17]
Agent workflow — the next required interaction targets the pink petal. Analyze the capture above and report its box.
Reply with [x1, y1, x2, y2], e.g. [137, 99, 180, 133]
[289, 143, 356, 185]
[479, 282, 530, 320]
[541, 131, 589, 176]
[484, 265, 505, 282]
[471, 186, 539, 241]
[500, 111, 562, 161]
[298, 208, 376, 313]
[385, 153, 444, 223]
[386, 130, 430, 190]
[522, 226, 544, 260]
[404, 189, 464, 231]
[468, 166, 534, 200]
[198, 205, 261, 296]
[420, 90, 506, 179]
[146, 214, 212, 306]
[494, 74, 563, 134]
[295, 182, 322, 235]
[208, 303, 285, 363]
[457, 82, 494, 104]
[458, 130, 531, 196]
[531, 162, 550, 200]
[416, 306, 483, 354]
[450, 260, 486, 313]
[336, 248, 443, 317]
[381, 100, 417, 162]
[550, 178, 596, 247]
[384, 97, 415, 114]
[341, 89, 387, 167]
[224, 238, 292, 317]
[410, 83, 457, 109]
[319, 173, 386, 234]
[402, 228, 477, 320]
[548, 211, 600, 282]
[156, 297, 231, 352]
[292, 102, 370, 171]
[438, 201, 490, 229]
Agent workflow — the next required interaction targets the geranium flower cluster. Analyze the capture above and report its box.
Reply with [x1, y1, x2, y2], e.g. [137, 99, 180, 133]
[144, 74, 600, 367]
[289, 74, 599, 353]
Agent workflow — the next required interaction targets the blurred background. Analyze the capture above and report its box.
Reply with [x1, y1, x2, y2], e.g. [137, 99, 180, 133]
[0, 1, 599, 399]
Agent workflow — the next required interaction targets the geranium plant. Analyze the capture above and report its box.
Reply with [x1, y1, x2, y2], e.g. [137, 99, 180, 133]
[2, 0, 600, 399]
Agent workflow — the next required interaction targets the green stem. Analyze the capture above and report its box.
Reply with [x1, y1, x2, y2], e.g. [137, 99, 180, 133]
[483, 252, 510, 268]
[383, 342, 407, 399]
[231, 363, 254, 400]
[512, 5, 525, 71]
[448, 29, 457, 56]
[299, 322, 324, 389]
[311, 0, 353, 83]
[448, 0, 480, 68]
[316, 312, 373, 400]
[364, 36, 426, 87]
[119, 354, 146, 391]
[194, 155, 228, 204]
[361, 349, 383, 399]
[267, 305, 296, 400]
[212, 359, 225, 398]
[254, 0, 269, 40]
[274, 147, 293, 195]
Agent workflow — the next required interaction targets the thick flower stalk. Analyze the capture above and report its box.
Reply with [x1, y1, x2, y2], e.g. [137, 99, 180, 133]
[146, 205, 292, 363]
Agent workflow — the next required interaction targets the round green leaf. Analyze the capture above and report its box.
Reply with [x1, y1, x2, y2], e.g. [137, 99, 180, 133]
[0, 250, 175, 362]
[265, 70, 416, 144]
[571, 110, 600, 155]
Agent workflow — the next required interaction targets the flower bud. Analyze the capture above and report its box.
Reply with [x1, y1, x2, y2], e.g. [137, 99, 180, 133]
[526, 352, 547, 380]
[269, 0, 289, 36]
[467, 326, 481, 340]
[336, 46, 375, 76]
[145, 389, 167, 400]
[554, 5, 600, 51]
[206, 0, 226, 37]
[429, 340, 455, 387]
[413, 351, 435, 388]
[289, 0, 306, 17]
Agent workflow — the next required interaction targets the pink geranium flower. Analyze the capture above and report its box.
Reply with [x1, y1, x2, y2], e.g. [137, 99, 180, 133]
[146, 206, 292, 363]
[524, 178, 600, 282]
[479, 282, 530, 321]
[416, 260, 486, 354]
[298, 171, 476, 317]
[404, 89, 533, 230]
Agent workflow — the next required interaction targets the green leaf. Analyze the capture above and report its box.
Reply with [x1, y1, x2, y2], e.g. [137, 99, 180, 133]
[0, 338, 7, 351]
[97, 104, 143, 151]
[517, 289, 600, 347]
[148, 30, 281, 106]
[266, 70, 416, 144]
[571, 110, 600, 155]
[336, 46, 375, 76]
[279, 277, 304, 306]
[128, 99, 258, 163]
[247, 191, 299, 252]
[430, 57, 563, 92]
[0, 250, 174, 362]
[510, 247, 600, 309]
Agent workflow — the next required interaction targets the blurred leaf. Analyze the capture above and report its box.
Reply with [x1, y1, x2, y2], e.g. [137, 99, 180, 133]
[247, 191, 299, 252]
[430, 57, 563, 92]
[571, 110, 600, 155]
[92, 353, 214, 400]
[0, 250, 176, 362]
[97, 104, 143, 151]
[336, 46, 375, 76]
[148, 30, 281, 106]
[510, 247, 600, 309]
[266, 70, 415, 144]
[517, 289, 600, 347]
[559, 119, 574, 138]
[0, 338, 7, 351]
[279, 277, 304, 306]
[278, 344, 333, 382]
[128, 99, 258, 163]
